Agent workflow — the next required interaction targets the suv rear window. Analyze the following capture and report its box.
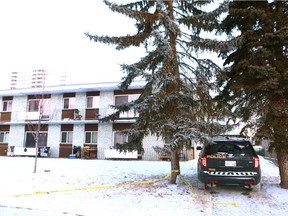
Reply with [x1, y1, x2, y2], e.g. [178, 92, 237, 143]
[204, 141, 254, 155]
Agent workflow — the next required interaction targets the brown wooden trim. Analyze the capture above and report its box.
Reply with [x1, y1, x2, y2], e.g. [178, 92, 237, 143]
[0, 143, 8, 156]
[28, 94, 51, 99]
[0, 125, 10, 131]
[59, 143, 72, 158]
[87, 91, 100, 96]
[61, 124, 73, 131]
[2, 96, 13, 100]
[0, 112, 11, 122]
[85, 124, 98, 131]
[61, 109, 75, 119]
[85, 108, 99, 120]
[25, 124, 48, 131]
[113, 123, 133, 130]
[114, 89, 142, 95]
[63, 93, 75, 97]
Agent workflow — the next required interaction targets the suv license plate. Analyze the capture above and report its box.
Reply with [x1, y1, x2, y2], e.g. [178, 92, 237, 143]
[225, 161, 236, 167]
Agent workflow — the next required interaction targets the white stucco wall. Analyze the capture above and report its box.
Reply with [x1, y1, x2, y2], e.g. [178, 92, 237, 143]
[49, 94, 62, 121]
[9, 125, 26, 147]
[99, 91, 114, 116]
[47, 124, 61, 157]
[97, 123, 113, 159]
[75, 92, 86, 117]
[73, 124, 85, 147]
[11, 96, 27, 122]
[97, 91, 114, 159]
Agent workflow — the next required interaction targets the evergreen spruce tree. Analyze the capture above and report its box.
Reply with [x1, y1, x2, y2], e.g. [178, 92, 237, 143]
[86, 1, 228, 183]
[218, 0, 288, 188]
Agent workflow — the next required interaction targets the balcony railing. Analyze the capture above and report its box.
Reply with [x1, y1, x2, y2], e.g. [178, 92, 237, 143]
[17, 112, 50, 121]
[0, 107, 139, 123]
[0, 112, 11, 122]
[105, 108, 139, 119]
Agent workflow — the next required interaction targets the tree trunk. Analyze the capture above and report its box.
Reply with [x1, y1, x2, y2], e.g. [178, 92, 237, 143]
[33, 139, 39, 173]
[276, 148, 288, 189]
[272, 107, 288, 189]
[33, 122, 40, 173]
[170, 149, 180, 184]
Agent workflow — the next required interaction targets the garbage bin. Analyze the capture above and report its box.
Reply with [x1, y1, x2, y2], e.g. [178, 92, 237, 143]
[73, 146, 81, 158]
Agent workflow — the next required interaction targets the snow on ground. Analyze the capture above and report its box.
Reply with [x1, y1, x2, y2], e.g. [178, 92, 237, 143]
[0, 156, 286, 216]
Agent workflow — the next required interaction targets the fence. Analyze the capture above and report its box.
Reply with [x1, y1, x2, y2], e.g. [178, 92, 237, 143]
[97, 147, 194, 161]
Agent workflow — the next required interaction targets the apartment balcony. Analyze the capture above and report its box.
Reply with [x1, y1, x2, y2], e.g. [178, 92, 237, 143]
[0, 108, 139, 125]
[85, 108, 100, 120]
[105, 108, 139, 119]
[61, 108, 138, 121]
[17, 112, 49, 121]
[0, 112, 11, 122]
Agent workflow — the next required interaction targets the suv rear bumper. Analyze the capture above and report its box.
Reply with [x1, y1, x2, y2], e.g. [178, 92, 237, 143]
[198, 171, 261, 186]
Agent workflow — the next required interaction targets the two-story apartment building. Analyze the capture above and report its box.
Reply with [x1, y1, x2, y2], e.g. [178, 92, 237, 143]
[0, 81, 177, 160]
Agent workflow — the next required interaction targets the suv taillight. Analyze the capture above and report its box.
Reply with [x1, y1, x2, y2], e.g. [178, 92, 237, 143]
[200, 156, 207, 168]
[254, 156, 260, 168]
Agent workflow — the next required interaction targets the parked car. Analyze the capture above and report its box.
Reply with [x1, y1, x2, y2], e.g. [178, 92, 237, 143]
[197, 136, 261, 190]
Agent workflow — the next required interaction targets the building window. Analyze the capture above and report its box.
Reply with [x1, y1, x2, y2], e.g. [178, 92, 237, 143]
[28, 100, 40, 112]
[2, 101, 12, 112]
[27, 99, 50, 116]
[113, 131, 129, 147]
[63, 97, 75, 109]
[114, 94, 140, 118]
[87, 96, 100, 108]
[0, 132, 9, 143]
[25, 132, 47, 147]
[61, 131, 73, 143]
[85, 131, 98, 144]
[115, 94, 140, 106]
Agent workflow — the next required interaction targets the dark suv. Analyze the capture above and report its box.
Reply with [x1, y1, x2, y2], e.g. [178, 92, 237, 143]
[197, 136, 261, 189]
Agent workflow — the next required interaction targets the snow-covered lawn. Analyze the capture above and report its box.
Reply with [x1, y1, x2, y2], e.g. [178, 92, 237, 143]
[0, 156, 286, 216]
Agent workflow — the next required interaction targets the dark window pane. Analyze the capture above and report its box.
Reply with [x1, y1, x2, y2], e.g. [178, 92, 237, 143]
[63, 98, 69, 109]
[61, 132, 67, 142]
[85, 132, 91, 143]
[115, 96, 128, 106]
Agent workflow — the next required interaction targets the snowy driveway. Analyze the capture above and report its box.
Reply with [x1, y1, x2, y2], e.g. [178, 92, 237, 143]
[0, 156, 286, 216]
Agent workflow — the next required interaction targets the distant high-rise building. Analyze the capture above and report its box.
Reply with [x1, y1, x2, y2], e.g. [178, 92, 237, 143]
[10, 69, 66, 89]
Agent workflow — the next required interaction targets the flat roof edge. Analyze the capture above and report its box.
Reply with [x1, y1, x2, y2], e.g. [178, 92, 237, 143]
[0, 81, 146, 96]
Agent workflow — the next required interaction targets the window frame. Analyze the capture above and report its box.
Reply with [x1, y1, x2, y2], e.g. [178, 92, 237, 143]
[28, 99, 40, 112]
[114, 94, 140, 118]
[114, 94, 140, 106]
[63, 97, 76, 109]
[113, 131, 129, 147]
[61, 131, 73, 143]
[86, 96, 100, 108]
[85, 131, 98, 144]
[27, 98, 51, 117]
[25, 131, 48, 147]
[2, 100, 12, 112]
[0, 131, 9, 143]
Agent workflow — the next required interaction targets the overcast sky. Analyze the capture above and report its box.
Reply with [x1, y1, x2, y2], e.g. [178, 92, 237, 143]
[0, 0, 223, 90]
[0, 0, 143, 89]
